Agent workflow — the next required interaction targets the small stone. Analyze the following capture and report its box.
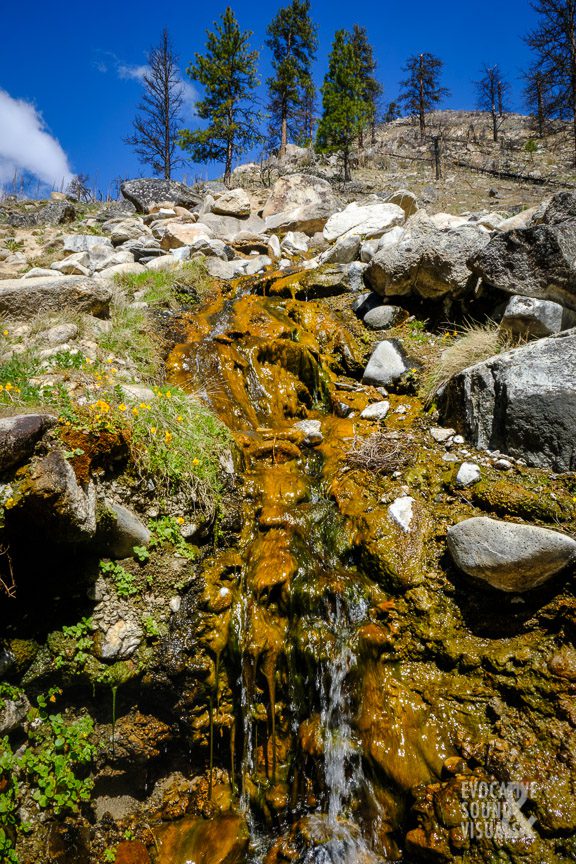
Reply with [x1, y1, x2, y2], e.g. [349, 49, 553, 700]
[169, 596, 182, 614]
[293, 419, 323, 446]
[494, 458, 513, 471]
[388, 495, 415, 532]
[455, 462, 481, 488]
[452, 435, 465, 444]
[360, 400, 390, 421]
[430, 426, 455, 444]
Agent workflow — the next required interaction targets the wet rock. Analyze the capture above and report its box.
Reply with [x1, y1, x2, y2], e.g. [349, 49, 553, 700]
[301, 262, 367, 297]
[500, 294, 576, 339]
[455, 462, 481, 488]
[212, 187, 251, 218]
[388, 495, 415, 532]
[293, 419, 323, 446]
[19, 449, 97, 542]
[360, 400, 390, 421]
[362, 340, 411, 387]
[121, 178, 202, 213]
[438, 330, 576, 471]
[155, 813, 249, 864]
[324, 199, 405, 242]
[99, 500, 150, 559]
[447, 516, 576, 591]
[114, 841, 151, 864]
[0, 413, 56, 473]
[263, 173, 341, 235]
[0, 276, 111, 320]
[547, 644, 576, 680]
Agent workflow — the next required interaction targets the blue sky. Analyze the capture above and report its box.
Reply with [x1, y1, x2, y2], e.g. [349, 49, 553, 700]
[0, 0, 539, 195]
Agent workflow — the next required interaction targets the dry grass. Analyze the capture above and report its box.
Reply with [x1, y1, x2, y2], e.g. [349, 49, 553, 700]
[346, 431, 414, 475]
[423, 321, 514, 406]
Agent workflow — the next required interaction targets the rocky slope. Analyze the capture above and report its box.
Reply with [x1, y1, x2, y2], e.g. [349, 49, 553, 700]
[0, 165, 575, 864]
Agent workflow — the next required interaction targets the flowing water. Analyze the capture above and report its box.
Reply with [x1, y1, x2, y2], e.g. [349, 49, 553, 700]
[166, 273, 441, 863]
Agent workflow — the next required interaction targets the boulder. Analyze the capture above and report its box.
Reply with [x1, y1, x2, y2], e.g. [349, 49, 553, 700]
[50, 252, 91, 276]
[0, 276, 111, 320]
[158, 222, 214, 250]
[92, 249, 136, 272]
[100, 500, 151, 559]
[366, 216, 490, 300]
[96, 263, 145, 280]
[263, 174, 340, 235]
[121, 179, 202, 213]
[362, 340, 411, 387]
[19, 450, 97, 542]
[318, 234, 361, 265]
[36, 201, 76, 225]
[386, 189, 418, 217]
[469, 220, 576, 310]
[293, 419, 323, 446]
[501, 294, 576, 339]
[97, 200, 137, 222]
[447, 517, 576, 592]
[212, 187, 251, 218]
[198, 212, 265, 242]
[323, 200, 405, 243]
[352, 291, 383, 318]
[205, 258, 249, 280]
[363, 305, 405, 330]
[301, 263, 367, 297]
[0, 414, 56, 473]
[146, 255, 180, 273]
[438, 330, 576, 472]
[496, 206, 538, 233]
[455, 462, 481, 488]
[388, 495, 415, 533]
[63, 234, 113, 254]
[281, 231, 309, 255]
[533, 190, 576, 226]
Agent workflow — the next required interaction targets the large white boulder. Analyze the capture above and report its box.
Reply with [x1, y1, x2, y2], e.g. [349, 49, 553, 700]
[324, 200, 405, 243]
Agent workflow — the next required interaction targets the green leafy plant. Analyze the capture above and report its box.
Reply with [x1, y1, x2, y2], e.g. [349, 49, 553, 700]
[149, 515, 196, 560]
[100, 560, 138, 597]
[142, 616, 163, 638]
[103, 848, 117, 863]
[132, 545, 150, 563]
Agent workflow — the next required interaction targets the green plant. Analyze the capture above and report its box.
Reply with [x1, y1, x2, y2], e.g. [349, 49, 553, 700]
[100, 560, 138, 597]
[103, 848, 117, 862]
[114, 259, 212, 310]
[133, 545, 150, 563]
[4, 239, 23, 253]
[53, 618, 94, 672]
[142, 615, 163, 638]
[0, 683, 23, 711]
[149, 515, 196, 560]
[98, 296, 162, 382]
[407, 318, 429, 344]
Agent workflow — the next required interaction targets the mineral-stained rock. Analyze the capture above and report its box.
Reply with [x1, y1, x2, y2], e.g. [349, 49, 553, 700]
[0, 276, 111, 319]
[0, 413, 56, 473]
[155, 813, 249, 864]
[438, 330, 576, 471]
[447, 516, 576, 591]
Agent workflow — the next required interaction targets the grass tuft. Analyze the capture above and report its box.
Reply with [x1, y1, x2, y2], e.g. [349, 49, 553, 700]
[114, 258, 213, 309]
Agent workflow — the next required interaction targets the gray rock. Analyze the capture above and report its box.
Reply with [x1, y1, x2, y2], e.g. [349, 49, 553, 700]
[109, 220, 150, 245]
[19, 450, 97, 542]
[0, 414, 56, 473]
[205, 258, 249, 280]
[447, 516, 576, 592]
[366, 215, 490, 299]
[189, 237, 234, 261]
[36, 201, 76, 225]
[300, 263, 367, 297]
[0, 276, 111, 320]
[533, 190, 576, 226]
[438, 330, 576, 472]
[97, 615, 143, 661]
[39, 323, 79, 346]
[63, 234, 113, 254]
[50, 252, 91, 275]
[362, 340, 411, 387]
[363, 305, 404, 330]
[386, 189, 418, 217]
[281, 231, 309, 255]
[97, 200, 137, 221]
[319, 234, 361, 265]
[100, 500, 150, 559]
[268, 235, 281, 258]
[0, 694, 30, 735]
[293, 419, 323, 446]
[121, 178, 202, 213]
[352, 291, 383, 318]
[455, 462, 481, 488]
[500, 294, 576, 339]
[198, 212, 265, 242]
[360, 400, 390, 420]
[430, 426, 455, 443]
[324, 200, 405, 242]
[470, 219, 576, 310]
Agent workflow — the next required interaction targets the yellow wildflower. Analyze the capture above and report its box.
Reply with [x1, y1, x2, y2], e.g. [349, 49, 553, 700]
[192, 458, 200, 466]
[165, 390, 172, 399]
[5, 383, 13, 391]
[176, 415, 183, 423]
[2, 330, 8, 336]
[84, 357, 93, 365]
[0, 386, 4, 393]
[150, 426, 157, 435]
[49, 694, 57, 703]
[165, 431, 173, 444]
[132, 407, 139, 417]
[5, 498, 15, 509]
[118, 403, 127, 412]
[106, 357, 114, 364]
[176, 517, 185, 525]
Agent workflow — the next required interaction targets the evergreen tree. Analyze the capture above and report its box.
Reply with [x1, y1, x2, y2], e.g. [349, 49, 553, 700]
[179, 7, 262, 186]
[383, 101, 401, 124]
[350, 24, 382, 147]
[476, 64, 511, 142]
[526, 0, 576, 160]
[399, 52, 449, 139]
[316, 30, 370, 181]
[125, 29, 183, 180]
[266, 0, 318, 155]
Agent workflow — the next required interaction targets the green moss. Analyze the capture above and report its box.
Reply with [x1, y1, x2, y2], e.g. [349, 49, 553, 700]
[467, 478, 574, 523]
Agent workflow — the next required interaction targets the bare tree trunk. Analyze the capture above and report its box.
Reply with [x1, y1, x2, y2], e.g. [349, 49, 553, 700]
[225, 137, 234, 187]
[419, 55, 426, 139]
[279, 110, 288, 158]
[492, 107, 498, 143]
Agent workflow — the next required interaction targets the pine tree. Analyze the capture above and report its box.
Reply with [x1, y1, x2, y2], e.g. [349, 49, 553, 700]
[179, 7, 262, 186]
[316, 30, 370, 181]
[125, 29, 184, 180]
[350, 25, 382, 147]
[476, 64, 511, 142]
[526, 0, 576, 161]
[399, 52, 449, 139]
[266, 0, 318, 155]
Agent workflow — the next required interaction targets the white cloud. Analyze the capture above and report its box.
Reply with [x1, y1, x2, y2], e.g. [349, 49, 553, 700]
[96, 53, 198, 120]
[118, 64, 149, 82]
[0, 89, 73, 190]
